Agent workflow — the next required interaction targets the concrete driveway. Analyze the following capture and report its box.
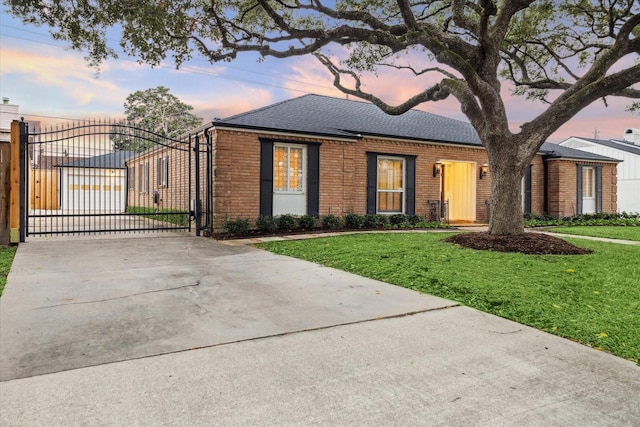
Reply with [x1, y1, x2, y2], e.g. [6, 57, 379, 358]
[0, 234, 454, 381]
[1, 234, 639, 425]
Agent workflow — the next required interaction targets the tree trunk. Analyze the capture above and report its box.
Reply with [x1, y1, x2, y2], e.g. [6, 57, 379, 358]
[486, 144, 528, 235]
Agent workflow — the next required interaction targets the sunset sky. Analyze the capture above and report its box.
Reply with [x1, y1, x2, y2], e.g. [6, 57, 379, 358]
[1, 6, 637, 143]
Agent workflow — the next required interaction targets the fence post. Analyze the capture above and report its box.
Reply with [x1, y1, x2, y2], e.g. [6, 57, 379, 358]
[0, 136, 10, 245]
[7, 121, 22, 244]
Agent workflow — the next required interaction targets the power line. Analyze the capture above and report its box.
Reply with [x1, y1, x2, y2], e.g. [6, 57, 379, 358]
[0, 23, 338, 94]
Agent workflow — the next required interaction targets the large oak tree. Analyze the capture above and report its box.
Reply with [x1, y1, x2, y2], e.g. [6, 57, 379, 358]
[7, 0, 639, 234]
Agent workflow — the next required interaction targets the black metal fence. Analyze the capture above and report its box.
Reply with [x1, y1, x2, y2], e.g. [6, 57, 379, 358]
[20, 119, 211, 238]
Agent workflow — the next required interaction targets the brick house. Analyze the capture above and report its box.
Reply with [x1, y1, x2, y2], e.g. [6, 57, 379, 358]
[126, 94, 618, 229]
[558, 129, 640, 213]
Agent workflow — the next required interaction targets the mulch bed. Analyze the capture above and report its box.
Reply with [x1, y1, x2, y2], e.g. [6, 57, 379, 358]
[443, 232, 593, 255]
[214, 227, 592, 256]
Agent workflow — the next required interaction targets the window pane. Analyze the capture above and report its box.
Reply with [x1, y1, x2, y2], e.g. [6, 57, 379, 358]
[583, 167, 594, 197]
[289, 147, 303, 191]
[274, 147, 287, 191]
[377, 157, 404, 213]
[377, 192, 402, 213]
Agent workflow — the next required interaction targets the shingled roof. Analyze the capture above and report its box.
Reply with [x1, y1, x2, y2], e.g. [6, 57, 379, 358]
[566, 136, 640, 157]
[57, 151, 137, 169]
[214, 94, 617, 162]
[214, 94, 481, 144]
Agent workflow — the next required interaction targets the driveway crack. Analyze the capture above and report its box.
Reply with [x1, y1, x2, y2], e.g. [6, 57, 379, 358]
[34, 279, 202, 309]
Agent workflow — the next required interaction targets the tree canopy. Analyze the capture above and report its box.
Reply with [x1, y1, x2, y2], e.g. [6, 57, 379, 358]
[6, 0, 639, 234]
[110, 86, 202, 152]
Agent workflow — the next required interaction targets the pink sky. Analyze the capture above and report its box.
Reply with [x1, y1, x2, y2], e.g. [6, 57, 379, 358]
[1, 10, 637, 143]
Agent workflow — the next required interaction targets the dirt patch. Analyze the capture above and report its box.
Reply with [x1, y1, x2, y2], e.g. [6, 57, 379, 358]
[443, 232, 593, 255]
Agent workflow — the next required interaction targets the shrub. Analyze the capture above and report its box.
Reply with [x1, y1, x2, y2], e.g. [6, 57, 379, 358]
[407, 214, 424, 225]
[277, 214, 298, 230]
[363, 214, 388, 229]
[298, 214, 317, 229]
[389, 214, 408, 226]
[322, 214, 342, 229]
[256, 215, 279, 233]
[223, 217, 251, 235]
[344, 212, 366, 229]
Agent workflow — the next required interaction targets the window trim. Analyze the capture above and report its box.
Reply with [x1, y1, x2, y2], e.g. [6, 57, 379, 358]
[376, 155, 406, 215]
[577, 164, 602, 214]
[273, 143, 306, 195]
[157, 155, 169, 188]
[142, 161, 149, 194]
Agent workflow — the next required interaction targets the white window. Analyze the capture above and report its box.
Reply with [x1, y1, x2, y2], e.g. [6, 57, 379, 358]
[274, 145, 304, 193]
[142, 161, 149, 194]
[377, 157, 405, 214]
[582, 166, 596, 214]
[158, 156, 168, 188]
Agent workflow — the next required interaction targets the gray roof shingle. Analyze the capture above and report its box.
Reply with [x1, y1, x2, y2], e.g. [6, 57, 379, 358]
[567, 137, 640, 156]
[214, 94, 617, 162]
[215, 94, 481, 144]
[57, 151, 137, 169]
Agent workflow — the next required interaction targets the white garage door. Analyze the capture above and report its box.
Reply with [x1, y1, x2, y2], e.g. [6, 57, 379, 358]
[62, 168, 126, 212]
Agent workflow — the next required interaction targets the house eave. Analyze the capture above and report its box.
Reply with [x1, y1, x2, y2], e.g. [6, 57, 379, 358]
[213, 124, 360, 143]
[542, 154, 620, 164]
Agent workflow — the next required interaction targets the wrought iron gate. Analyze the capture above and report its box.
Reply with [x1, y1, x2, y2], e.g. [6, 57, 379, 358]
[19, 120, 211, 239]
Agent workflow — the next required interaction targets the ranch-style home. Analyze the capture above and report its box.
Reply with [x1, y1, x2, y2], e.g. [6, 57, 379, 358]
[126, 94, 619, 230]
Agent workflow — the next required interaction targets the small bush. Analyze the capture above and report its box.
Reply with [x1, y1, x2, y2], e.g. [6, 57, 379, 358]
[389, 214, 408, 226]
[407, 214, 424, 225]
[277, 214, 298, 230]
[223, 217, 251, 235]
[322, 214, 343, 229]
[363, 214, 388, 229]
[256, 215, 279, 233]
[298, 215, 317, 229]
[344, 212, 366, 229]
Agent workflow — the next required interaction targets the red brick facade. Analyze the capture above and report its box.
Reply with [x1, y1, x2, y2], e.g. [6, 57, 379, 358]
[126, 127, 617, 230]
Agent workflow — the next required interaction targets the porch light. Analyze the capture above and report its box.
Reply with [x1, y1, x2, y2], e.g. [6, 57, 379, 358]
[480, 163, 489, 179]
[433, 159, 443, 177]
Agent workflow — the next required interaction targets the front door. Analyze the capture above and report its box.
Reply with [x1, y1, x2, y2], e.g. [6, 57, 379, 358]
[272, 143, 307, 216]
[441, 161, 476, 222]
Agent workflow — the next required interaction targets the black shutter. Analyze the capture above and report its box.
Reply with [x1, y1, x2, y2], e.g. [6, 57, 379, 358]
[576, 165, 583, 214]
[524, 165, 532, 214]
[307, 144, 320, 217]
[596, 166, 603, 213]
[157, 158, 162, 186]
[406, 156, 416, 215]
[260, 140, 274, 216]
[366, 153, 377, 214]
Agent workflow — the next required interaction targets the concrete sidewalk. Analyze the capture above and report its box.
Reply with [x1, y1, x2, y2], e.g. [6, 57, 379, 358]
[1, 234, 639, 425]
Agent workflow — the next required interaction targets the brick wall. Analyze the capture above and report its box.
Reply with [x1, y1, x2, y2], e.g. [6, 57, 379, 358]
[545, 159, 617, 217]
[212, 129, 500, 228]
[127, 129, 618, 230]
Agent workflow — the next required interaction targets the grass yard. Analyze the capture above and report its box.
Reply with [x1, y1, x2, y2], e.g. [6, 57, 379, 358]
[550, 226, 640, 242]
[126, 206, 190, 227]
[258, 232, 640, 363]
[0, 246, 17, 297]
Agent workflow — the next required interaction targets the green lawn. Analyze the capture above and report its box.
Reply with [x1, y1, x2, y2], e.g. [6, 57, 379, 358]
[258, 232, 640, 363]
[0, 246, 17, 297]
[550, 226, 640, 242]
[126, 206, 190, 227]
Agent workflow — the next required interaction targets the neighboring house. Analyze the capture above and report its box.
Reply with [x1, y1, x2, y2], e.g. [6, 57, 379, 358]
[559, 129, 640, 213]
[128, 94, 619, 229]
[58, 151, 136, 212]
[0, 97, 19, 143]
